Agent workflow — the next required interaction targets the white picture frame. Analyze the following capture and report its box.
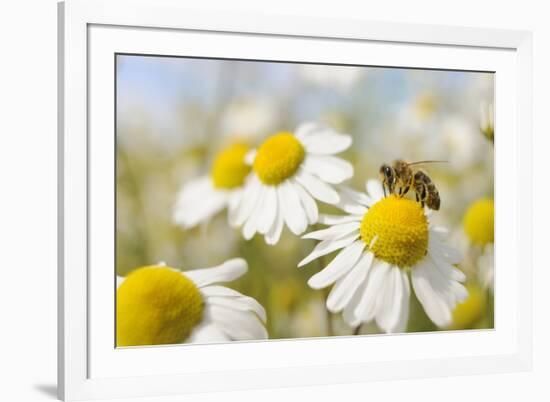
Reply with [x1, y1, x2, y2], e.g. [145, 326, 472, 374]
[58, 0, 533, 400]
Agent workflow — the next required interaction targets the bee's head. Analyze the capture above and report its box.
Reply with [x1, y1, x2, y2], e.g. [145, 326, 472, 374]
[379, 164, 395, 182]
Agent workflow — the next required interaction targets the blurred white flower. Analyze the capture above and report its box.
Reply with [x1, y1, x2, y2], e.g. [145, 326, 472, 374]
[299, 180, 467, 333]
[220, 97, 278, 141]
[462, 198, 495, 291]
[298, 65, 364, 91]
[173, 143, 251, 229]
[236, 122, 353, 245]
[438, 117, 481, 170]
[479, 101, 494, 143]
[117, 258, 267, 346]
[478, 245, 494, 291]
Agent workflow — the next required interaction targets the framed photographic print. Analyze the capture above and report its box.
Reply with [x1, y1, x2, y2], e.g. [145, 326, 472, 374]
[58, 0, 533, 400]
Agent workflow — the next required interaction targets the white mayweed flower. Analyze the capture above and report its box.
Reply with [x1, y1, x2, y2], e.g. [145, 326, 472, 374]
[477, 245, 494, 291]
[463, 198, 495, 291]
[117, 258, 267, 346]
[220, 97, 278, 141]
[236, 122, 353, 245]
[173, 143, 251, 229]
[479, 101, 494, 143]
[299, 180, 467, 333]
[298, 65, 364, 91]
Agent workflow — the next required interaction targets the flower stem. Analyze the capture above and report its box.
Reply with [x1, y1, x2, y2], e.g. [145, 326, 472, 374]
[317, 254, 334, 337]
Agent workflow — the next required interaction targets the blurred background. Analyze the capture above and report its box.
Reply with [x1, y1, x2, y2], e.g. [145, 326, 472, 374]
[116, 55, 494, 339]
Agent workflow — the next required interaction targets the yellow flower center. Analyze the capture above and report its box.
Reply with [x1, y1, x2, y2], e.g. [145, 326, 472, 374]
[360, 195, 429, 267]
[210, 143, 251, 189]
[253, 132, 305, 185]
[116, 266, 203, 347]
[415, 92, 437, 120]
[449, 283, 486, 330]
[463, 198, 494, 245]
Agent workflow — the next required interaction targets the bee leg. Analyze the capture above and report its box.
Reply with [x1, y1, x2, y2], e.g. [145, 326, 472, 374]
[415, 192, 419, 202]
[383, 183, 387, 197]
[402, 185, 410, 196]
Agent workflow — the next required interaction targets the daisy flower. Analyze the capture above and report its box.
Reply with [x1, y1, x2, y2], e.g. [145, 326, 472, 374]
[116, 258, 267, 346]
[298, 64, 365, 91]
[447, 283, 488, 330]
[299, 180, 467, 333]
[235, 122, 353, 244]
[479, 101, 494, 143]
[173, 142, 251, 229]
[462, 197, 494, 291]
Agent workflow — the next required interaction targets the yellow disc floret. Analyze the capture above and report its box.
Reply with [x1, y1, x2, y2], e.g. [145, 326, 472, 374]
[360, 195, 429, 267]
[117, 266, 204, 347]
[210, 143, 251, 189]
[253, 132, 305, 185]
[463, 198, 494, 245]
[449, 283, 486, 330]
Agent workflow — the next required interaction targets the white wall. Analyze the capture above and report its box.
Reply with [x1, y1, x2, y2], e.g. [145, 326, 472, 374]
[0, 0, 546, 401]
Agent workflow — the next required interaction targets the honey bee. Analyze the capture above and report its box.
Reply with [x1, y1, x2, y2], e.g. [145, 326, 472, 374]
[379, 159, 445, 210]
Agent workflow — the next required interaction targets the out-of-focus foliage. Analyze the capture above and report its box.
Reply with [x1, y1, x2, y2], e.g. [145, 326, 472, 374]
[116, 56, 494, 339]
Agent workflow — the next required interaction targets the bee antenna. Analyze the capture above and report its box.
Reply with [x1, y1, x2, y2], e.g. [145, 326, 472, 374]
[407, 160, 448, 166]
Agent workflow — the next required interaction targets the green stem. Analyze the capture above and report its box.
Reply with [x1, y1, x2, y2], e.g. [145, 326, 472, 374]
[317, 253, 335, 337]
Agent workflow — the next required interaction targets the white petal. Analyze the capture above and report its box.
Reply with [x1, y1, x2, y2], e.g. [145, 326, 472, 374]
[244, 149, 256, 165]
[338, 186, 372, 207]
[301, 131, 352, 155]
[294, 121, 323, 142]
[308, 240, 365, 289]
[395, 270, 411, 333]
[342, 287, 363, 328]
[366, 179, 385, 201]
[278, 181, 308, 235]
[318, 213, 363, 225]
[428, 254, 468, 304]
[265, 200, 284, 245]
[187, 320, 229, 343]
[302, 222, 360, 241]
[479, 245, 494, 291]
[302, 155, 353, 184]
[243, 185, 266, 240]
[235, 176, 262, 226]
[429, 248, 466, 283]
[200, 285, 243, 298]
[335, 186, 370, 215]
[173, 177, 228, 228]
[430, 229, 463, 265]
[227, 190, 243, 227]
[174, 176, 211, 206]
[295, 169, 340, 204]
[375, 266, 407, 333]
[411, 258, 454, 328]
[327, 251, 373, 313]
[185, 258, 247, 287]
[187, 194, 227, 227]
[116, 276, 124, 289]
[257, 186, 278, 235]
[293, 180, 319, 224]
[207, 305, 267, 340]
[354, 260, 391, 321]
[205, 294, 267, 323]
[298, 231, 360, 267]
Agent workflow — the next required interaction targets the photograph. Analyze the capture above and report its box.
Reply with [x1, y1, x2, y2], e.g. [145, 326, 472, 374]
[115, 55, 495, 347]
